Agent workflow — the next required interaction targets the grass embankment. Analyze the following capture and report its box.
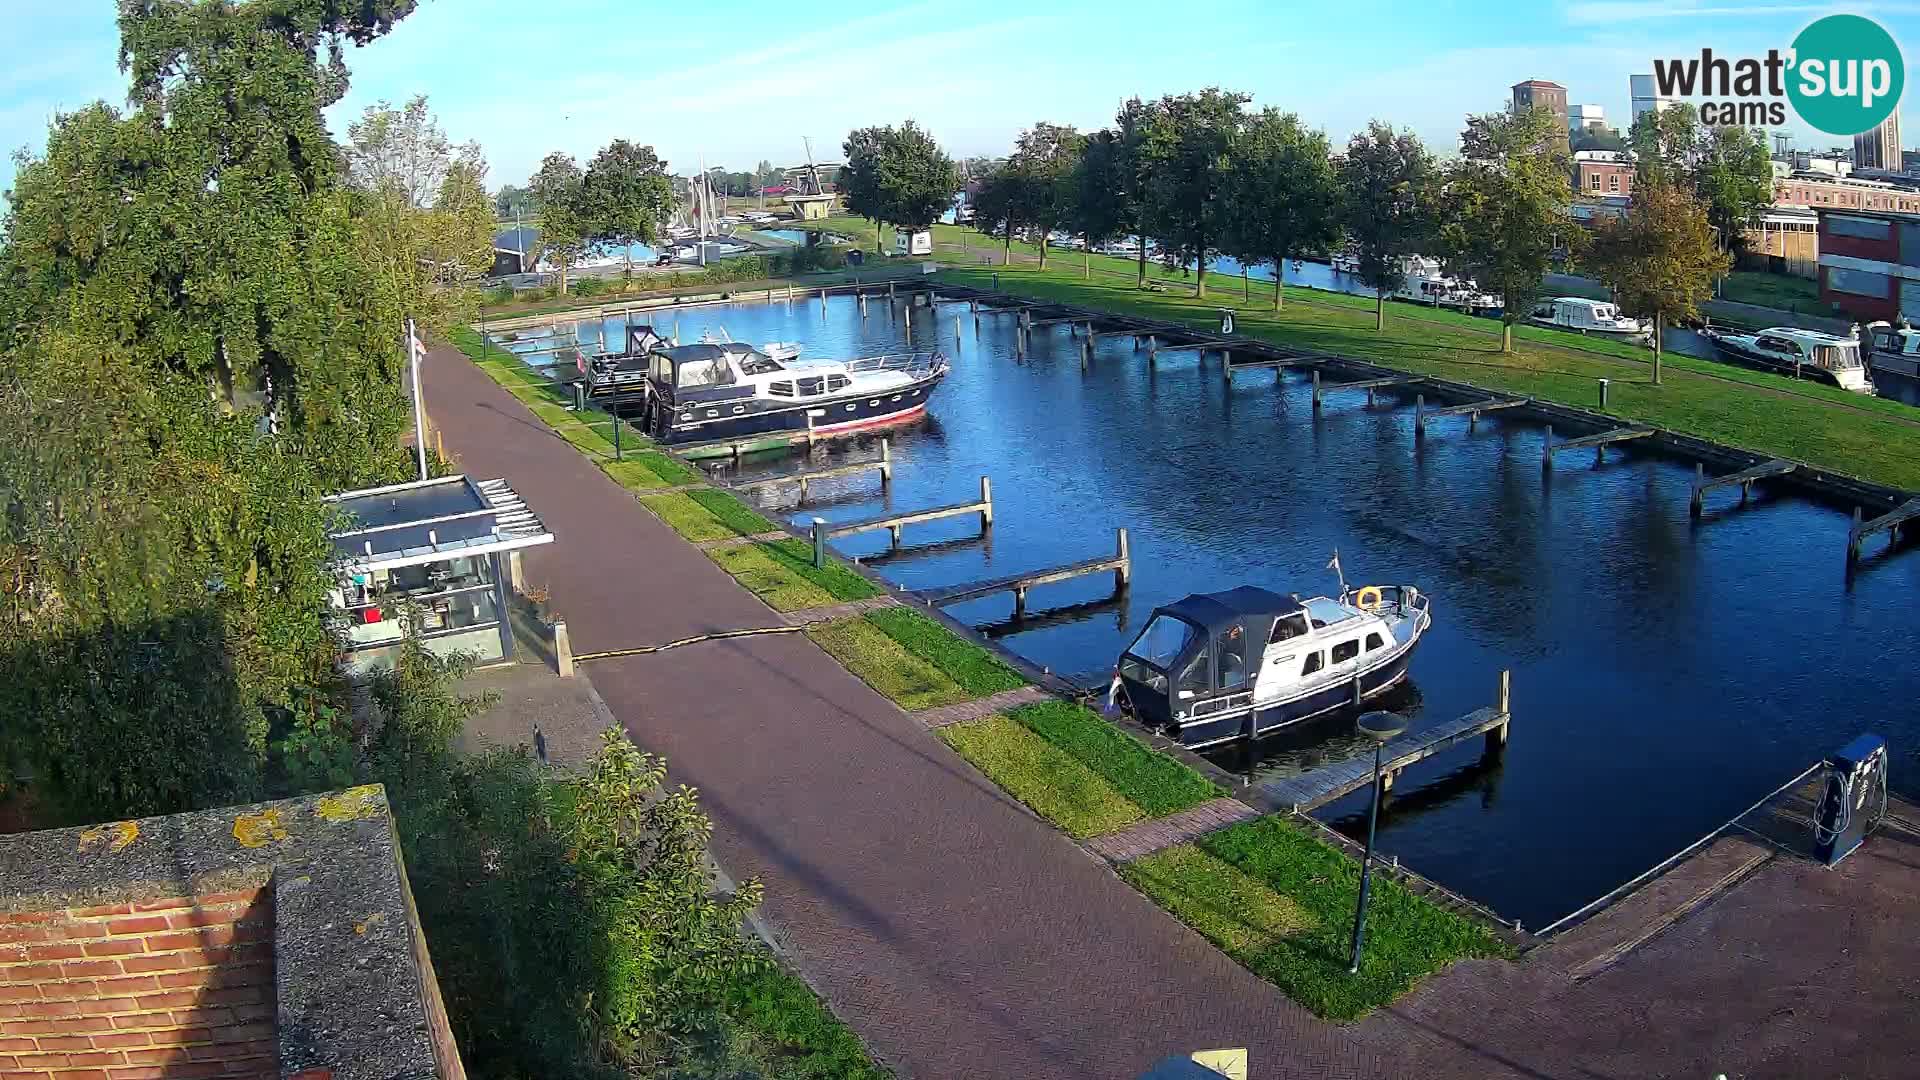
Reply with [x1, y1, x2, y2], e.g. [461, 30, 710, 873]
[938, 701, 1221, 838]
[641, 490, 777, 543]
[808, 608, 1025, 709]
[1719, 270, 1820, 310]
[709, 539, 881, 612]
[722, 963, 891, 1079]
[1124, 817, 1512, 1021]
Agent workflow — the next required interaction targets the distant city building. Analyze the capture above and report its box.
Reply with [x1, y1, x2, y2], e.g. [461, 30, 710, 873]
[1512, 80, 1569, 153]
[1905, 149, 1920, 175]
[1574, 150, 1633, 197]
[1853, 113, 1903, 171]
[1748, 207, 1819, 278]
[1629, 74, 1673, 127]
[1775, 170, 1920, 214]
[1568, 103, 1607, 132]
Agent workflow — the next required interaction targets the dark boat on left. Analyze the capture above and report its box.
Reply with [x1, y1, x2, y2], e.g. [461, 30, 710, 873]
[579, 325, 948, 444]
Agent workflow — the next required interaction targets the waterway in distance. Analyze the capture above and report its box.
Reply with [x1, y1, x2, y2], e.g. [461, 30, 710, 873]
[509, 292, 1920, 928]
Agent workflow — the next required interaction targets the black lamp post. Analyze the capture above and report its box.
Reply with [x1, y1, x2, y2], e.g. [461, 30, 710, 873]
[1348, 709, 1408, 975]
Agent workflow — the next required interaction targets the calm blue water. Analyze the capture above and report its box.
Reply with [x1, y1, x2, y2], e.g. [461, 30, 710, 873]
[510, 295, 1920, 927]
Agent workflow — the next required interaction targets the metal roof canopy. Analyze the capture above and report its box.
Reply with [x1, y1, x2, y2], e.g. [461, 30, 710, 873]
[326, 475, 554, 574]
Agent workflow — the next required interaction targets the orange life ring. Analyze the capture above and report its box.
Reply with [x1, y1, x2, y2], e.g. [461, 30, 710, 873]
[1355, 586, 1384, 611]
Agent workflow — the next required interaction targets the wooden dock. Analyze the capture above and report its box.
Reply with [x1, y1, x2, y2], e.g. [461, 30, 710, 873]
[1253, 705, 1511, 813]
[1542, 425, 1655, 468]
[1690, 459, 1796, 517]
[1414, 394, 1529, 434]
[824, 477, 993, 546]
[916, 529, 1130, 616]
[724, 439, 892, 499]
[1312, 372, 1417, 409]
[1847, 494, 1920, 564]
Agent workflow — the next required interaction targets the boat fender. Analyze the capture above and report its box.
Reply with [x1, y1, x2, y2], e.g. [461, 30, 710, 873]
[1355, 586, 1384, 611]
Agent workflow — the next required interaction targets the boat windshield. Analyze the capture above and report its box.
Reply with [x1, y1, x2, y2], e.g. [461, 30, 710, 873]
[1125, 614, 1201, 670]
[738, 352, 785, 376]
[1815, 344, 1861, 370]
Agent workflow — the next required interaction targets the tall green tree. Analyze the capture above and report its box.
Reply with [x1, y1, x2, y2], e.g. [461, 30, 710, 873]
[840, 125, 891, 251]
[840, 121, 957, 253]
[1219, 108, 1339, 310]
[1628, 103, 1700, 188]
[494, 184, 536, 219]
[970, 166, 1025, 265]
[1071, 130, 1130, 278]
[1139, 88, 1248, 295]
[1112, 97, 1161, 287]
[1583, 179, 1731, 385]
[527, 152, 588, 293]
[1337, 121, 1440, 331]
[1693, 125, 1774, 256]
[580, 140, 675, 276]
[1006, 122, 1083, 270]
[1441, 105, 1575, 351]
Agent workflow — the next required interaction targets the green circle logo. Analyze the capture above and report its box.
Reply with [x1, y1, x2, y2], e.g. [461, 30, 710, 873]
[1787, 15, 1904, 136]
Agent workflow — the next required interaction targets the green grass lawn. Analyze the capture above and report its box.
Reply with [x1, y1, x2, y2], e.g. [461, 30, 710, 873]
[938, 715, 1144, 838]
[1718, 270, 1820, 311]
[720, 963, 892, 1079]
[806, 616, 974, 710]
[708, 539, 882, 612]
[687, 489, 777, 535]
[1124, 817, 1511, 1021]
[861, 608, 1025, 698]
[1008, 701, 1221, 816]
[640, 491, 752, 543]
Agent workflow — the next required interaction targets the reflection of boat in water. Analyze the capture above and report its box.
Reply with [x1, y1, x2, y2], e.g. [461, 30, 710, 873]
[1704, 325, 1872, 393]
[1528, 297, 1651, 342]
[1109, 581, 1432, 749]
[579, 326, 948, 444]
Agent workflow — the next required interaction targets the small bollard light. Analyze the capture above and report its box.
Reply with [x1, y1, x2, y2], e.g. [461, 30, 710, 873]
[1598, 378, 1611, 409]
[1349, 710, 1409, 975]
[811, 517, 828, 569]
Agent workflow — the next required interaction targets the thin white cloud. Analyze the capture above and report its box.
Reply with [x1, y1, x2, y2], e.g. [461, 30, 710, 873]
[1566, 0, 1920, 22]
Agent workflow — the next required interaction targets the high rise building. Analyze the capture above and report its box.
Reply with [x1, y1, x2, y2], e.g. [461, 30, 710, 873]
[1512, 80, 1570, 153]
[1629, 74, 1673, 128]
[1568, 103, 1607, 132]
[1853, 113, 1903, 172]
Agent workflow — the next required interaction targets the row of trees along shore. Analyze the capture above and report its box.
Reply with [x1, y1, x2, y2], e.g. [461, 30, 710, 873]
[847, 90, 1756, 384]
[0, 3, 809, 1078]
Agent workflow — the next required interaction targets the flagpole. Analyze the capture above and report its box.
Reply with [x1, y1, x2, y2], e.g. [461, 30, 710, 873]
[408, 317, 428, 481]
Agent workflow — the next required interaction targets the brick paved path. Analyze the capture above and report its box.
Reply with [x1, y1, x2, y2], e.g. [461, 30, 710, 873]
[779, 594, 901, 626]
[1084, 799, 1262, 864]
[909, 685, 1052, 728]
[429, 344, 1920, 1080]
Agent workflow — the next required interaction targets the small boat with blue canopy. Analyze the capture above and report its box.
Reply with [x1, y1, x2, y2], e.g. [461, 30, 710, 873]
[1109, 578, 1432, 749]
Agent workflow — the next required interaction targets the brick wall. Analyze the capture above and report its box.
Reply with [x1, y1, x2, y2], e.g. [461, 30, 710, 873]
[0, 889, 275, 1080]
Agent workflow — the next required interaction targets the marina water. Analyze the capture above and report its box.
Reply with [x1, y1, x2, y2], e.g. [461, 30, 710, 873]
[509, 292, 1920, 928]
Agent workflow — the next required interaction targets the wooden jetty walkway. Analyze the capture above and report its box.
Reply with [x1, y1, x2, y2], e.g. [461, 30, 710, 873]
[1254, 705, 1511, 813]
[1414, 394, 1529, 434]
[1690, 458, 1796, 517]
[820, 477, 993, 546]
[1848, 494, 1920, 563]
[1312, 371, 1417, 409]
[1542, 424, 1655, 467]
[916, 529, 1131, 616]
[724, 439, 893, 498]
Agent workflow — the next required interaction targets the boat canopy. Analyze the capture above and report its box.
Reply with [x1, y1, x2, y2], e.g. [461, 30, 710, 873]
[651, 341, 766, 387]
[1157, 586, 1302, 637]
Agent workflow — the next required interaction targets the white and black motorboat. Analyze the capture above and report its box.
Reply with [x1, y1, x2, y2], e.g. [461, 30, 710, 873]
[1529, 297, 1651, 342]
[579, 325, 947, 444]
[1109, 580, 1432, 749]
[1390, 256, 1502, 316]
[1703, 325, 1873, 393]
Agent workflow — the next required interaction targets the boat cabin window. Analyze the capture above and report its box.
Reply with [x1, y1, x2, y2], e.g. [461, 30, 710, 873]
[1126, 614, 1201, 670]
[1756, 334, 1799, 356]
[1176, 651, 1210, 697]
[1301, 651, 1324, 676]
[796, 376, 826, 396]
[1331, 640, 1360, 664]
[768, 381, 795, 397]
[1269, 613, 1309, 644]
[1215, 626, 1248, 690]
[1814, 344, 1860, 370]
[827, 374, 851, 392]
[1365, 632, 1384, 652]
[675, 358, 736, 388]
[738, 353, 785, 376]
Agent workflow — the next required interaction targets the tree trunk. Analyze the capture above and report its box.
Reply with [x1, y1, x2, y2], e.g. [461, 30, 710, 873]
[1037, 230, 1047, 270]
[1375, 290, 1385, 331]
[1137, 245, 1147, 289]
[1195, 251, 1206, 297]
[1242, 267, 1249, 302]
[1652, 311, 1664, 385]
[1274, 256, 1285, 311]
[876, 221, 884, 255]
[1083, 238, 1090, 279]
[1501, 320, 1513, 353]
[1003, 226, 1012, 265]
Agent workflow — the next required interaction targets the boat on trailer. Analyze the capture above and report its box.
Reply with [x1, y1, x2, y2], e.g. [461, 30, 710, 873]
[580, 325, 948, 444]
[1109, 581, 1432, 749]
[1704, 325, 1874, 393]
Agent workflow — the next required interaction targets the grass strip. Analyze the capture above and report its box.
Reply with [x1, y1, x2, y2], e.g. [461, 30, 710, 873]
[686, 489, 776, 536]
[708, 539, 879, 611]
[938, 715, 1143, 838]
[1009, 700, 1221, 816]
[637, 449, 702, 486]
[1123, 816, 1510, 1021]
[640, 492, 740, 543]
[806, 617, 970, 710]
[722, 964, 892, 1080]
[598, 458, 673, 491]
[861, 608, 1025, 698]
[1120, 845, 1314, 956]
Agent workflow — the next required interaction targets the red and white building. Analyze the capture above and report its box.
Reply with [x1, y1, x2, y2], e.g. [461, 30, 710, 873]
[1814, 207, 1920, 323]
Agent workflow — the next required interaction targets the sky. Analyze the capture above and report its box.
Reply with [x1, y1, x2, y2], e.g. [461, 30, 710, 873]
[3, 0, 1918, 197]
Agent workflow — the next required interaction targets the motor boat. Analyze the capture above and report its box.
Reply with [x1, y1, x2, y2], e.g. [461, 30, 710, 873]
[577, 325, 947, 444]
[1704, 325, 1873, 393]
[1109, 580, 1431, 749]
[1389, 256, 1501, 316]
[1866, 320, 1920, 381]
[1529, 297, 1651, 342]
[696, 326, 802, 363]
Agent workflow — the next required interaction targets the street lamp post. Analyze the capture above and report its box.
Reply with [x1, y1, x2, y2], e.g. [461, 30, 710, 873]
[1349, 710, 1408, 975]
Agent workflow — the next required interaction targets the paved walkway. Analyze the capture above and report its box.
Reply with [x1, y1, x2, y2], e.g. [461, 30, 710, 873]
[909, 685, 1051, 728]
[428, 343, 1920, 1080]
[1084, 799, 1262, 864]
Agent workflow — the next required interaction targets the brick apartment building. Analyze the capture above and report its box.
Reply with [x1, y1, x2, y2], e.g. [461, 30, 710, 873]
[1575, 154, 1633, 198]
[1814, 207, 1920, 322]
